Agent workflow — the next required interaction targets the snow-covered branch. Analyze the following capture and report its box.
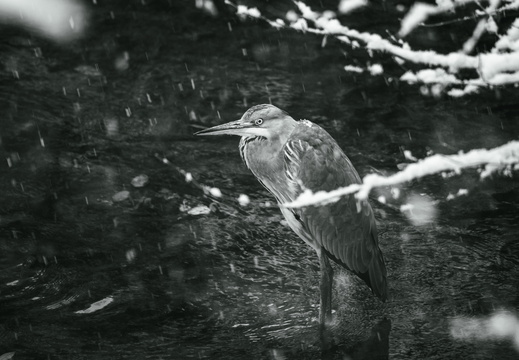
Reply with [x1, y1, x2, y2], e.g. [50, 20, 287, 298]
[0, 0, 86, 41]
[451, 310, 519, 352]
[284, 140, 519, 208]
[224, 0, 519, 96]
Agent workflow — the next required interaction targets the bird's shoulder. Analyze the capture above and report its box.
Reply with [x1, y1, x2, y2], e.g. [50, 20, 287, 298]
[289, 119, 333, 147]
[283, 120, 361, 191]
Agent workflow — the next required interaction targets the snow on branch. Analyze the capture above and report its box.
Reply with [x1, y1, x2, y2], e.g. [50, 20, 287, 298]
[451, 310, 519, 352]
[283, 140, 519, 208]
[398, 0, 505, 39]
[224, 0, 519, 96]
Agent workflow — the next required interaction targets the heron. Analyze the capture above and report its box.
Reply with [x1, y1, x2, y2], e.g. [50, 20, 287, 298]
[195, 104, 387, 343]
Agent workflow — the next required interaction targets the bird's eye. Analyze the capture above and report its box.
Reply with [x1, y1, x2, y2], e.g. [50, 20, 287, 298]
[255, 118, 263, 126]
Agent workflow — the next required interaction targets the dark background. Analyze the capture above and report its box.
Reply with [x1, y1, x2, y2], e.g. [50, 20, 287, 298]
[0, 0, 518, 359]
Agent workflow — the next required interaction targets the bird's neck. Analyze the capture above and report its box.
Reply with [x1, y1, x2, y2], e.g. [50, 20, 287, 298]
[238, 117, 298, 200]
[239, 134, 288, 200]
[273, 117, 297, 145]
[240, 132, 286, 163]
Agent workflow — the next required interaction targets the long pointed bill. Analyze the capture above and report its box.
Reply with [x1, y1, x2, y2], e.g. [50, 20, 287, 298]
[194, 119, 245, 136]
[194, 118, 270, 138]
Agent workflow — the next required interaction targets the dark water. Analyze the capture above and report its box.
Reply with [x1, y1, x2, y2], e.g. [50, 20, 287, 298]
[1, 1, 519, 359]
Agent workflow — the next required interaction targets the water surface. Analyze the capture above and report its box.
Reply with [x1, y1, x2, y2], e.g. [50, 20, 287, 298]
[0, 1, 518, 359]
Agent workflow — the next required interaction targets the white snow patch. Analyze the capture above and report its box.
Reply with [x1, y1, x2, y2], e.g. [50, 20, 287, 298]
[238, 194, 250, 206]
[286, 10, 299, 22]
[450, 311, 519, 351]
[338, 0, 368, 14]
[290, 18, 308, 31]
[368, 63, 383, 75]
[404, 150, 418, 161]
[344, 65, 364, 73]
[447, 188, 469, 200]
[187, 205, 211, 215]
[494, 19, 519, 52]
[399, 3, 436, 38]
[0, 0, 87, 42]
[209, 187, 222, 197]
[236, 5, 260, 18]
[400, 194, 438, 225]
[400, 68, 460, 85]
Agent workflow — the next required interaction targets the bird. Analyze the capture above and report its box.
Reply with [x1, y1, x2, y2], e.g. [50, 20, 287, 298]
[195, 104, 387, 345]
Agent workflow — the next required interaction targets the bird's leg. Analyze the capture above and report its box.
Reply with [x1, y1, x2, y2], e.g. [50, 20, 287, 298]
[318, 249, 334, 347]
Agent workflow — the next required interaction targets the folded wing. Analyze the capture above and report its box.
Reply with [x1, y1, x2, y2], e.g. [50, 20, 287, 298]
[282, 122, 387, 300]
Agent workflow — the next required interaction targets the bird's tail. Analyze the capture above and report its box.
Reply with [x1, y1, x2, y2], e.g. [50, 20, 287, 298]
[367, 246, 388, 301]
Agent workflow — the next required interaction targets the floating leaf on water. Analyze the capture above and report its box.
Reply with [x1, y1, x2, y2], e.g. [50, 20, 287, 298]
[114, 51, 130, 71]
[74, 65, 102, 77]
[187, 205, 211, 215]
[112, 190, 130, 202]
[126, 249, 136, 263]
[75, 297, 114, 314]
[104, 117, 119, 137]
[131, 174, 149, 187]
[0, 353, 15, 360]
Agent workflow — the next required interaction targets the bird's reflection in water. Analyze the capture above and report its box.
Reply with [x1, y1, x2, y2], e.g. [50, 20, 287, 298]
[264, 317, 391, 359]
[338, 317, 391, 360]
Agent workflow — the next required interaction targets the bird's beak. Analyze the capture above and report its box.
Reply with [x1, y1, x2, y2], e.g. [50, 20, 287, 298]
[194, 119, 268, 138]
[194, 119, 245, 136]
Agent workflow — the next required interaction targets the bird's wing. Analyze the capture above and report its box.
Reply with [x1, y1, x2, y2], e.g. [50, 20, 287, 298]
[282, 123, 387, 299]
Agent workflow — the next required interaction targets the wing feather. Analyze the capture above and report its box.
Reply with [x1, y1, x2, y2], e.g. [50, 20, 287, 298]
[281, 122, 387, 300]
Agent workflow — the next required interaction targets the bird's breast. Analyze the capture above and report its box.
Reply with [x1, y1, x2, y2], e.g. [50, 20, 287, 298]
[239, 136, 292, 203]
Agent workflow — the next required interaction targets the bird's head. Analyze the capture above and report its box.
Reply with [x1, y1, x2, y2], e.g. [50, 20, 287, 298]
[194, 104, 296, 140]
